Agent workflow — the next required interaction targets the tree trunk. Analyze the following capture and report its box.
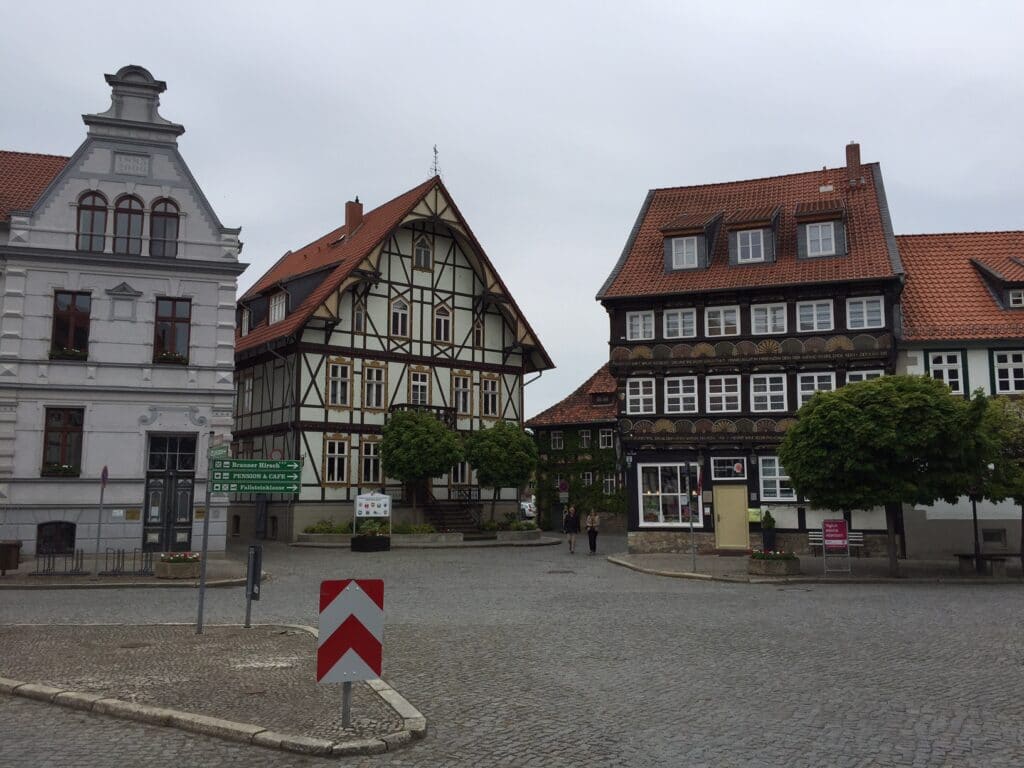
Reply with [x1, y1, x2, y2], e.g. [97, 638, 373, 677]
[490, 487, 498, 522]
[885, 501, 901, 578]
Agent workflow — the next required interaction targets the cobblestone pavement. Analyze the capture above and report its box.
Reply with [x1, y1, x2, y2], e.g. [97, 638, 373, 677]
[3, 535, 1024, 767]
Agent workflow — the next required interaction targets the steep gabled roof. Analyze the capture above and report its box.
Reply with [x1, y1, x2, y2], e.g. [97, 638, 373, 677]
[898, 231, 1024, 342]
[0, 151, 69, 223]
[526, 365, 617, 428]
[598, 160, 901, 300]
[237, 176, 553, 371]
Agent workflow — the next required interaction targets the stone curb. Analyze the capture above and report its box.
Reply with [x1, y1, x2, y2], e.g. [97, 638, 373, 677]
[292, 537, 561, 549]
[606, 555, 1024, 585]
[0, 622, 427, 757]
[0, 576, 249, 591]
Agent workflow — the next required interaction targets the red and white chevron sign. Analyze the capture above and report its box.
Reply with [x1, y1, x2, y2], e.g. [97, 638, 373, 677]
[317, 579, 384, 683]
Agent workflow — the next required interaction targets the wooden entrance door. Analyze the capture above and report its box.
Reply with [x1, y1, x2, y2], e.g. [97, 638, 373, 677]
[713, 485, 749, 551]
[143, 434, 197, 552]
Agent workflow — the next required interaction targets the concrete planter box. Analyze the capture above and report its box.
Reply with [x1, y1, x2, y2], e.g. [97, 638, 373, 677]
[155, 560, 201, 579]
[391, 533, 464, 547]
[496, 529, 541, 543]
[296, 533, 352, 544]
[747, 557, 800, 577]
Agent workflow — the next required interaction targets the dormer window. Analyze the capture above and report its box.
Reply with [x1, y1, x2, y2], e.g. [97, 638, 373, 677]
[737, 230, 764, 263]
[414, 236, 432, 270]
[269, 293, 286, 325]
[806, 221, 835, 257]
[1010, 290, 1024, 308]
[795, 201, 847, 259]
[671, 237, 698, 269]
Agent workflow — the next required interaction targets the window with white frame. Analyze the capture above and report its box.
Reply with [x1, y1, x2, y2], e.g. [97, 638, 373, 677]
[269, 293, 286, 325]
[626, 311, 654, 341]
[603, 474, 617, 495]
[706, 375, 741, 412]
[705, 306, 740, 337]
[579, 430, 591, 449]
[391, 298, 409, 337]
[451, 461, 470, 485]
[759, 456, 796, 501]
[363, 365, 385, 410]
[994, 351, 1024, 393]
[361, 441, 381, 485]
[797, 372, 836, 406]
[846, 370, 884, 384]
[434, 306, 451, 344]
[454, 374, 472, 415]
[410, 371, 430, 405]
[846, 296, 884, 329]
[806, 222, 836, 257]
[414, 236, 432, 269]
[639, 463, 701, 526]
[664, 308, 697, 339]
[797, 300, 834, 332]
[751, 303, 787, 335]
[750, 374, 787, 412]
[599, 429, 614, 449]
[481, 377, 499, 416]
[928, 352, 963, 395]
[550, 431, 564, 450]
[473, 319, 484, 348]
[237, 374, 253, 414]
[671, 236, 698, 269]
[240, 308, 250, 337]
[327, 361, 350, 407]
[626, 378, 656, 414]
[664, 376, 698, 413]
[711, 457, 746, 480]
[324, 438, 348, 484]
[737, 229, 764, 263]
[1010, 290, 1024, 308]
[582, 471, 593, 486]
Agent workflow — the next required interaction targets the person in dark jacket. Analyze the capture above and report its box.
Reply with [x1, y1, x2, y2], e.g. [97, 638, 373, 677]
[562, 505, 580, 554]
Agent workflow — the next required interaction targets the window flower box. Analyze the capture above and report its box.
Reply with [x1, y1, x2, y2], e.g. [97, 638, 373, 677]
[41, 463, 80, 477]
[748, 550, 800, 577]
[153, 351, 189, 365]
[49, 347, 88, 361]
[156, 551, 200, 579]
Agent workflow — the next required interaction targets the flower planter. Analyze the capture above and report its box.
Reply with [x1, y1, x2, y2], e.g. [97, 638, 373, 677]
[155, 560, 201, 579]
[351, 535, 391, 552]
[747, 557, 800, 577]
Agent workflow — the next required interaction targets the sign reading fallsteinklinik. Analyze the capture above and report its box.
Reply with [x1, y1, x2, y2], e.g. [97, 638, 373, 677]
[210, 459, 303, 493]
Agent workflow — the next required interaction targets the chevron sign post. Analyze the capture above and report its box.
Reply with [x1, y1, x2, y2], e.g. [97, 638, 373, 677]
[318, 579, 384, 727]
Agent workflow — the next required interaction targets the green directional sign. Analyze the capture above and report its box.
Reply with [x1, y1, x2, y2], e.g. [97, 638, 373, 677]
[212, 459, 300, 471]
[211, 481, 299, 494]
[209, 459, 303, 495]
[213, 470, 300, 483]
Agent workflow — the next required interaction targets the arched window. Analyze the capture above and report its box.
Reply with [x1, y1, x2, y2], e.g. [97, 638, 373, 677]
[113, 195, 144, 255]
[434, 306, 451, 344]
[76, 192, 107, 252]
[474, 319, 484, 348]
[414, 236, 432, 269]
[391, 298, 409, 337]
[150, 198, 180, 257]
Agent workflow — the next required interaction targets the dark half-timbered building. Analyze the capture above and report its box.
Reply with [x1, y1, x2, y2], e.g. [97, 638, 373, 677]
[232, 177, 551, 539]
[596, 143, 903, 554]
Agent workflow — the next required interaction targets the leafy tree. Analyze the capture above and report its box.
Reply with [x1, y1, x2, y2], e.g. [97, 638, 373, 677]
[779, 376, 975, 577]
[973, 397, 1024, 573]
[380, 409, 462, 516]
[464, 420, 538, 521]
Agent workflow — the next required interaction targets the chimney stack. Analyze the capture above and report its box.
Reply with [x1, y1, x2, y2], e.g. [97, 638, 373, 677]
[345, 196, 363, 232]
[845, 141, 861, 185]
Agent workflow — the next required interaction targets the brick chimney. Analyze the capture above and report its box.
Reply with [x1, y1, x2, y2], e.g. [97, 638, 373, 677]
[345, 197, 363, 232]
[845, 141, 861, 185]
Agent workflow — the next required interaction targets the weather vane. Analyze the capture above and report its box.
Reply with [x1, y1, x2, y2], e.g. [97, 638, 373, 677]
[430, 145, 441, 177]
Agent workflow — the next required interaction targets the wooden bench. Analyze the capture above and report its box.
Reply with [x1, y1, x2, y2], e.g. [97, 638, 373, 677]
[807, 529, 865, 555]
[955, 553, 1019, 578]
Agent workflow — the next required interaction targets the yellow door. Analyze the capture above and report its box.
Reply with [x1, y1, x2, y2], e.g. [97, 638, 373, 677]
[713, 485, 749, 551]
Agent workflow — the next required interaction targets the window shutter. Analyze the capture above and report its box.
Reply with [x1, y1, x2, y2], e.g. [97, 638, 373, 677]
[796, 224, 808, 259]
[763, 229, 775, 263]
[697, 235, 707, 267]
[727, 230, 738, 264]
[835, 221, 847, 255]
[663, 238, 674, 272]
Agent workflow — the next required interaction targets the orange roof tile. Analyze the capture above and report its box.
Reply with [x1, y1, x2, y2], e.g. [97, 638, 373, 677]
[598, 162, 900, 299]
[0, 151, 69, 223]
[527, 365, 618, 428]
[897, 232, 1024, 342]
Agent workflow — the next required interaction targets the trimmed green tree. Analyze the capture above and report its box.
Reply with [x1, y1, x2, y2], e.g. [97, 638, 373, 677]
[380, 409, 463, 517]
[464, 420, 538, 521]
[973, 396, 1024, 574]
[778, 375, 976, 577]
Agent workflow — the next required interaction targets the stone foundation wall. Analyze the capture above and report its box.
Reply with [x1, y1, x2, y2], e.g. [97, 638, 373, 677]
[628, 531, 718, 554]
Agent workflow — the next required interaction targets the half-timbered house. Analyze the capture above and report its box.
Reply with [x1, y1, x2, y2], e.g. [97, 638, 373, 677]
[596, 143, 902, 554]
[232, 178, 551, 540]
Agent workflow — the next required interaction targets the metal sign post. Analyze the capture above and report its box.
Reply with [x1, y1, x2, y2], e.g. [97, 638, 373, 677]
[244, 544, 262, 628]
[196, 433, 225, 635]
[94, 465, 108, 573]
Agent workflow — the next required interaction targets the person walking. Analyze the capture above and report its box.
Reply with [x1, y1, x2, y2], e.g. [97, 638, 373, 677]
[562, 505, 580, 554]
[585, 510, 600, 555]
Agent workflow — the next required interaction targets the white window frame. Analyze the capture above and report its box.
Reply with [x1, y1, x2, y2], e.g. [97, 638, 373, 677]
[324, 438, 348, 485]
[637, 462, 702, 527]
[454, 374, 472, 415]
[759, 456, 796, 501]
[706, 375, 741, 412]
[806, 221, 836, 257]
[481, 377, 499, 417]
[550, 431, 564, 450]
[928, 352, 963, 395]
[269, 293, 286, 325]
[626, 311, 655, 341]
[391, 298, 409, 337]
[1010, 290, 1024, 308]
[671, 236, 698, 269]
[750, 373, 787, 412]
[751, 303, 787, 335]
[846, 370, 884, 384]
[473, 319, 484, 348]
[433, 305, 451, 344]
[326, 361, 350, 407]
[664, 376, 698, 414]
[626, 378, 656, 415]
[846, 296, 885, 330]
[414, 236, 432, 270]
[737, 229, 764, 263]
[599, 429, 614, 449]
[603, 474, 617, 495]
[361, 441, 381, 485]
[663, 308, 697, 339]
[797, 372, 836, 407]
[353, 301, 366, 333]
[705, 305, 740, 337]
[363, 365, 385, 410]
[410, 370, 430, 405]
[237, 374, 253, 414]
[796, 300, 834, 333]
[240, 308, 250, 336]
[711, 457, 747, 481]
[579, 429, 591, 449]
[451, 460, 470, 486]
[994, 351, 1024, 393]
[581, 471, 593, 487]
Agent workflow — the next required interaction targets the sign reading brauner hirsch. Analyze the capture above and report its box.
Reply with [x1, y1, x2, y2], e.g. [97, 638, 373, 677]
[823, 519, 849, 550]
[317, 580, 384, 682]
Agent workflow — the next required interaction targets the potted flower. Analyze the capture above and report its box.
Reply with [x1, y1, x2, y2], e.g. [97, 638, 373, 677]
[748, 549, 800, 577]
[760, 509, 777, 551]
[155, 551, 201, 579]
[351, 519, 390, 552]
[49, 346, 88, 361]
[153, 351, 189, 365]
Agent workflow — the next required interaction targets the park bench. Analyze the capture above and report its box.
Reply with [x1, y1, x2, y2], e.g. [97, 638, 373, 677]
[807, 529, 864, 555]
[954, 552, 1019, 578]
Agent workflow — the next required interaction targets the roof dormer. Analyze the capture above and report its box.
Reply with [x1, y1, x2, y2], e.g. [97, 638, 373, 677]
[725, 206, 781, 265]
[794, 200, 848, 259]
[970, 256, 1024, 309]
[660, 212, 722, 273]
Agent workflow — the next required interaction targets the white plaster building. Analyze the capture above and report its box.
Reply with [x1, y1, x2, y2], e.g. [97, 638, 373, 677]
[0, 65, 245, 556]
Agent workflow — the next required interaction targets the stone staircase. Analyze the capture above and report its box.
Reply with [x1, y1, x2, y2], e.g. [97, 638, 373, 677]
[424, 501, 489, 538]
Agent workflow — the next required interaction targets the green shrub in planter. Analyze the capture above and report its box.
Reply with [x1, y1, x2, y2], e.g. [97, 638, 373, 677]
[303, 519, 348, 534]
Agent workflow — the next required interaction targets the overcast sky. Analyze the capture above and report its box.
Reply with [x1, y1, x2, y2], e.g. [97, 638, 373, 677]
[4, 1, 1023, 416]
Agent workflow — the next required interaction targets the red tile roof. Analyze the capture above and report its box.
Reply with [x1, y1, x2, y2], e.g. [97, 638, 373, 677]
[897, 232, 1024, 342]
[527, 365, 618, 428]
[0, 151, 69, 223]
[598, 161, 900, 299]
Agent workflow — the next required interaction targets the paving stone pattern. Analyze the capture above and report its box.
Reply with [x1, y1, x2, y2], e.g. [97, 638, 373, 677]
[3, 536, 1024, 767]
